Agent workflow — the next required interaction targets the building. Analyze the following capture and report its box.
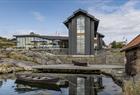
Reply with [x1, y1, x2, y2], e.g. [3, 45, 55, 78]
[64, 9, 104, 55]
[14, 32, 68, 49]
[14, 9, 105, 55]
[121, 34, 140, 76]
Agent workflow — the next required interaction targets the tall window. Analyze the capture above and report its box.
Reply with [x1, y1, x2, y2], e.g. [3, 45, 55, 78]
[77, 16, 85, 54]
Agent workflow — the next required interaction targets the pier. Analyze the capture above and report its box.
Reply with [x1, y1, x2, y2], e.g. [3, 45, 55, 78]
[32, 64, 125, 77]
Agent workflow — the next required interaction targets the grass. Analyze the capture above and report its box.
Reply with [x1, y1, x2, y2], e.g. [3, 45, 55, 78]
[0, 37, 15, 48]
[124, 80, 140, 95]
[8, 52, 33, 62]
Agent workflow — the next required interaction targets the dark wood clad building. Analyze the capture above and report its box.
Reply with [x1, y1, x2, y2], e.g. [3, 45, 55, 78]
[64, 9, 104, 55]
[121, 34, 140, 76]
[14, 32, 68, 49]
[14, 9, 105, 55]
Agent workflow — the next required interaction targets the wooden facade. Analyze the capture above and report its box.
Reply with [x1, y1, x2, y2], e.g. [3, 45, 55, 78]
[64, 9, 105, 55]
[121, 34, 140, 76]
[14, 9, 105, 55]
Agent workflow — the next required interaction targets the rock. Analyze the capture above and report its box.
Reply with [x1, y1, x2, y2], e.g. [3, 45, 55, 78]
[0, 54, 7, 58]
[14, 67, 24, 72]
[44, 52, 54, 56]
[56, 58, 62, 64]
[34, 58, 42, 64]
[0, 62, 25, 73]
[47, 60, 56, 65]
[0, 63, 13, 73]
[41, 59, 47, 65]
[15, 61, 34, 71]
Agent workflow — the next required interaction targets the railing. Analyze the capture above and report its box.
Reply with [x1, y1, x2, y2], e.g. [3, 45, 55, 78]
[31, 48, 69, 55]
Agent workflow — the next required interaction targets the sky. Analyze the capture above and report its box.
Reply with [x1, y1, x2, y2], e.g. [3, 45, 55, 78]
[0, 0, 140, 44]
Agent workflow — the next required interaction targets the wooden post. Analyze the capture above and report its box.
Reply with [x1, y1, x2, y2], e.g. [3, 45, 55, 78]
[97, 76, 103, 89]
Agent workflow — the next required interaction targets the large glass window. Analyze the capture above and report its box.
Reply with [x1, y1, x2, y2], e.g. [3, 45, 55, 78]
[77, 16, 85, 54]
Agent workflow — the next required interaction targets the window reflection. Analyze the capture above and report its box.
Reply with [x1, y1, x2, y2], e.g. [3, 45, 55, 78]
[77, 16, 85, 54]
[77, 77, 85, 95]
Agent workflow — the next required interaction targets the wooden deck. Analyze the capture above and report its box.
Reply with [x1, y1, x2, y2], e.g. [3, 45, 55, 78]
[32, 64, 124, 70]
[32, 64, 125, 75]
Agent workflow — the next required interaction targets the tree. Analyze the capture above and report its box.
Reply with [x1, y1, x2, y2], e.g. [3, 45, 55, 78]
[110, 41, 125, 48]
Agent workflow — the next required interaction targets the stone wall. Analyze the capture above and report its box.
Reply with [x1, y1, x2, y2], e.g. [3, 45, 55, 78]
[0, 49, 125, 66]
[57, 49, 125, 65]
[31, 48, 68, 55]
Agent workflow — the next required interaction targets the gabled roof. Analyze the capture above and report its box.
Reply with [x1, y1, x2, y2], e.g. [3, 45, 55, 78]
[121, 34, 140, 51]
[64, 9, 99, 25]
[64, 9, 99, 33]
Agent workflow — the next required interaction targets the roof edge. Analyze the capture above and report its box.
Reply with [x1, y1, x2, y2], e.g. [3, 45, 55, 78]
[63, 8, 99, 26]
[121, 34, 140, 51]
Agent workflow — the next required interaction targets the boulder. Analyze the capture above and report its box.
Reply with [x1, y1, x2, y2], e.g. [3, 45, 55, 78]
[41, 59, 47, 65]
[55, 58, 62, 64]
[15, 61, 35, 71]
[47, 60, 56, 65]
[0, 63, 14, 73]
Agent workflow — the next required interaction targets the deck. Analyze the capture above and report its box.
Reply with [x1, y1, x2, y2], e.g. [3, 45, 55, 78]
[32, 64, 125, 75]
[32, 64, 124, 70]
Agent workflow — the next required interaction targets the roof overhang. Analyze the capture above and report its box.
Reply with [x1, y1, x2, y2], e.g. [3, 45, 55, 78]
[121, 34, 140, 52]
[14, 35, 68, 41]
[97, 32, 104, 38]
[63, 9, 99, 33]
[41, 36, 68, 40]
[121, 44, 140, 52]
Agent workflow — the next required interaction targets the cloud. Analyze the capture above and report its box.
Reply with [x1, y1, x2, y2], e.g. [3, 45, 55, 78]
[32, 11, 45, 22]
[0, 29, 35, 38]
[87, 0, 140, 44]
[13, 29, 35, 35]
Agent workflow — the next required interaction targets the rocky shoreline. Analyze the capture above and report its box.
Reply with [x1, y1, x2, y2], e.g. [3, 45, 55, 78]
[0, 49, 125, 74]
[0, 50, 63, 74]
[0, 63, 24, 74]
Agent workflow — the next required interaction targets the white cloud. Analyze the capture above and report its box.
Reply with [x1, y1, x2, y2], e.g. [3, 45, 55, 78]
[13, 29, 35, 35]
[32, 11, 45, 22]
[0, 29, 35, 38]
[87, 0, 140, 44]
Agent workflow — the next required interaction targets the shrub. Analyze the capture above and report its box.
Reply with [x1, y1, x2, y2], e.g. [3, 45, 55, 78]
[124, 81, 140, 95]
[8, 52, 33, 61]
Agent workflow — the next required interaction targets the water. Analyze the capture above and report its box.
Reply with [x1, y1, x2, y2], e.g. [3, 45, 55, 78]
[0, 73, 122, 95]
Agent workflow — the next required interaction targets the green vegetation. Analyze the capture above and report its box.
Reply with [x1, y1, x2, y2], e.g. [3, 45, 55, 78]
[0, 37, 16, 48]
[7, 52, 33, 62]
[110, 41, 126, 48]
[124, 81, 140, 95]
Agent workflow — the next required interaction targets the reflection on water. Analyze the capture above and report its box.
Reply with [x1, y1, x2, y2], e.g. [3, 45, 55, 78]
[0, 81, 3, 87]
[77, 77, 85, 95]
[0, 73, 122, 95]
[68, 76, 104, 95]
[0, 79, 67, 95]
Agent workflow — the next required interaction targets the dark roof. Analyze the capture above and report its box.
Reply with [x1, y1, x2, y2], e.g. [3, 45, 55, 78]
[41, 36, 68, 40]
[13, 35, 40, 37]
[121, 34, 140, 51]
[97, 32, 104, 37]
[14, 34, 68, 40]
[64, 9, 99, 33]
